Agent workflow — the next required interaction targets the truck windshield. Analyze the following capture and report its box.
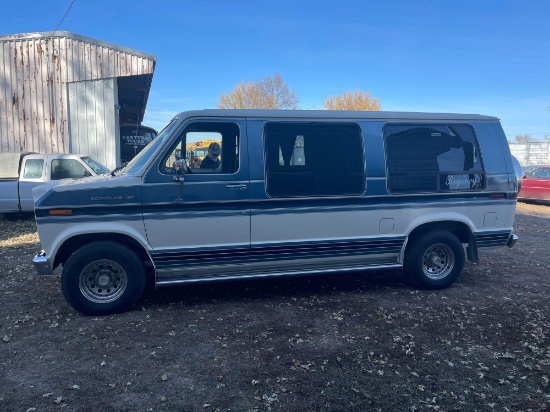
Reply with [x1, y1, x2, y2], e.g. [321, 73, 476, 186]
[124, 118, 179, 174]
[81, 157, 110, 174]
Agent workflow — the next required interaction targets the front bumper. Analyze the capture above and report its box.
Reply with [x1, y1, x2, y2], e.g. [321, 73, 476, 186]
[33, 250, 53, 276]
[506, 234, 519, 248]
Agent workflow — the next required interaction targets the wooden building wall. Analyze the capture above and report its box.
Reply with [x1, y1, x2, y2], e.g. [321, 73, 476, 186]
[0, 32, 155, 168]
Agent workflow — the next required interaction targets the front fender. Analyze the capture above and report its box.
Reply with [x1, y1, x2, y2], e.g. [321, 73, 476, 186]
[37, 218, 150, 271]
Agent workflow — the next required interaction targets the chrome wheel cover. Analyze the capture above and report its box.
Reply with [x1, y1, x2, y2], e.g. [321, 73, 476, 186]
[79, 259, 128, 303]
[421, 243, 455, 280]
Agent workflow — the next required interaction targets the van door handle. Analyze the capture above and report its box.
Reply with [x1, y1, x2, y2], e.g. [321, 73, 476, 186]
[225, 184, 247, 191]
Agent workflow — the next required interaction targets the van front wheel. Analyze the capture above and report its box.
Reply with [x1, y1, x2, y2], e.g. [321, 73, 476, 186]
[404, 231, 465, 289]
[61, 241, 146, 315]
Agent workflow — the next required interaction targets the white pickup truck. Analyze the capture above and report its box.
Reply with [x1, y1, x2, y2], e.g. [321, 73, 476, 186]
[0, 152, 110, 214]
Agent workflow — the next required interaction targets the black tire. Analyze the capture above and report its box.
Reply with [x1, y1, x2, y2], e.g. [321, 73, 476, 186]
[404, 230, 465, 289]
[61, 241, 146, 315]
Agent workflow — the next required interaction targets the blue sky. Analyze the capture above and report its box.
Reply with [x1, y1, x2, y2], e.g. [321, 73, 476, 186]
[3, 0, 550, 139]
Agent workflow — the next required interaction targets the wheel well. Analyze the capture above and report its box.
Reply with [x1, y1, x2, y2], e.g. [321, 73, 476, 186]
[407, 221, 472, 245]
[54, 233, 151, 269]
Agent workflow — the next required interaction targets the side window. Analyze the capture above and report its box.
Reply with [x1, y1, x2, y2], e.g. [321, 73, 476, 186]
[265, 122, 364, 197]
[533, 168, 550, 178]
[384, 123, 485, 193]
[161, 122, 240, 174]
[51, 159, 88, 180]
[23, 159, 44, 179]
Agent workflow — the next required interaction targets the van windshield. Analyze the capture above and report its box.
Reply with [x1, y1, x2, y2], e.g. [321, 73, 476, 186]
[124, 118, 179, 174]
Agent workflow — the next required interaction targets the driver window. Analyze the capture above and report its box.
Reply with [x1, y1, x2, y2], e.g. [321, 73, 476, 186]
[186, 132, 223, 171]
[51, 159, 88, 180]
[162, 122, 240, 174]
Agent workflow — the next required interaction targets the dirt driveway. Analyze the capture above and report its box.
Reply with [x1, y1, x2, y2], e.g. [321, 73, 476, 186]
[1, 202, 549, 411]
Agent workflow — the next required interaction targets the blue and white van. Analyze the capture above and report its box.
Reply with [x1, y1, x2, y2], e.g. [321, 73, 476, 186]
[32, 110, 519, 315]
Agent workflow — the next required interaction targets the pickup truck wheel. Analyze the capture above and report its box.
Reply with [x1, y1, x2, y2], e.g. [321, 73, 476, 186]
[61, 241, 146, 315]
[404, 230, 465, 289]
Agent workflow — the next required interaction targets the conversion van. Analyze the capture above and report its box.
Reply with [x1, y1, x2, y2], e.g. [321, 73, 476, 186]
[32, 110, 519, 315]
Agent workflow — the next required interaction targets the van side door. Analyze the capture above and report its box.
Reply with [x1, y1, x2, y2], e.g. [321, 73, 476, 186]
[246, 120, 400, 275]
[142, 118, 250, 284]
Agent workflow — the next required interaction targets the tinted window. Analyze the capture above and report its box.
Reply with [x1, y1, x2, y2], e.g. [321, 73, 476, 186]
[384, 123, 485, 193]
[23, 159, 44, 179]
[161, 122, 240, 174]
[265, 122, 364, 197]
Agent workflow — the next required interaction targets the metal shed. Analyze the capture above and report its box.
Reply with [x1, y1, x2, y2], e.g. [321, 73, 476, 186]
[0, 31, 156, 169]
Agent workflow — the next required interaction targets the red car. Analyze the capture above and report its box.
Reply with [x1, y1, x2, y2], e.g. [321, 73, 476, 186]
[518, 166, 550, 202]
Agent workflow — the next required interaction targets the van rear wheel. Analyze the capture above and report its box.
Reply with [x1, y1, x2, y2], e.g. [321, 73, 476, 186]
[61, 241, 146, 315]
[404, 231, 465, 289]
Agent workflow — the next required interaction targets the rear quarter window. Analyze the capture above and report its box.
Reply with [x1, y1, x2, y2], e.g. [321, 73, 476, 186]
[23, 159, 44, 179]
[384, 123, 485, 193]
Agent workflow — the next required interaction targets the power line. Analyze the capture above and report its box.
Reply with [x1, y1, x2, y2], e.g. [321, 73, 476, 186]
[47, 1, 116, 105]
[52, 0, 77, 35]
[45, 0, 78, 124]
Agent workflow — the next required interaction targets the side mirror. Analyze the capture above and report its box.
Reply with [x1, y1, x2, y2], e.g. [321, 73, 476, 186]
[173, 159, 188, 204]
[173, 159, 188, 181]
[84, 170, 92, 177]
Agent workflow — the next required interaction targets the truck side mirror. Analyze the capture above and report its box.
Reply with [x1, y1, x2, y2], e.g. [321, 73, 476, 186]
[173, 159, 188, 181]
[172, 158, 188, 203]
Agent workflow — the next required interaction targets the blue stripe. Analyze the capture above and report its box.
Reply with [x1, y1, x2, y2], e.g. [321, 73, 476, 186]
[35, 204, 142, 217]
[35, 195, 516, 225]
[140, 195, 514, 221]
[35, 213, 144, 225]
[35, 183, 141, 208]
[474, 231, 510, 247]
[251, 238, 404, 256]
[141, 201, 250, 219]
[150, 237, 405, 270]
[151, 245, 250, 269]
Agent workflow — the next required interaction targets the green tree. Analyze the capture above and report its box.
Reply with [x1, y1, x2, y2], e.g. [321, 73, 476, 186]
[323, 90, 381, 111]
[216, 73, 299, 109]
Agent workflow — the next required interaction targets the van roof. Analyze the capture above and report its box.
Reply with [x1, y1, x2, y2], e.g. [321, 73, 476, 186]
[177, 109, 499, 122]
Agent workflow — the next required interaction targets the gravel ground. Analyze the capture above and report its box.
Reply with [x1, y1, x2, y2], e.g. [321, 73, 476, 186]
[0, 201, 549, 411]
